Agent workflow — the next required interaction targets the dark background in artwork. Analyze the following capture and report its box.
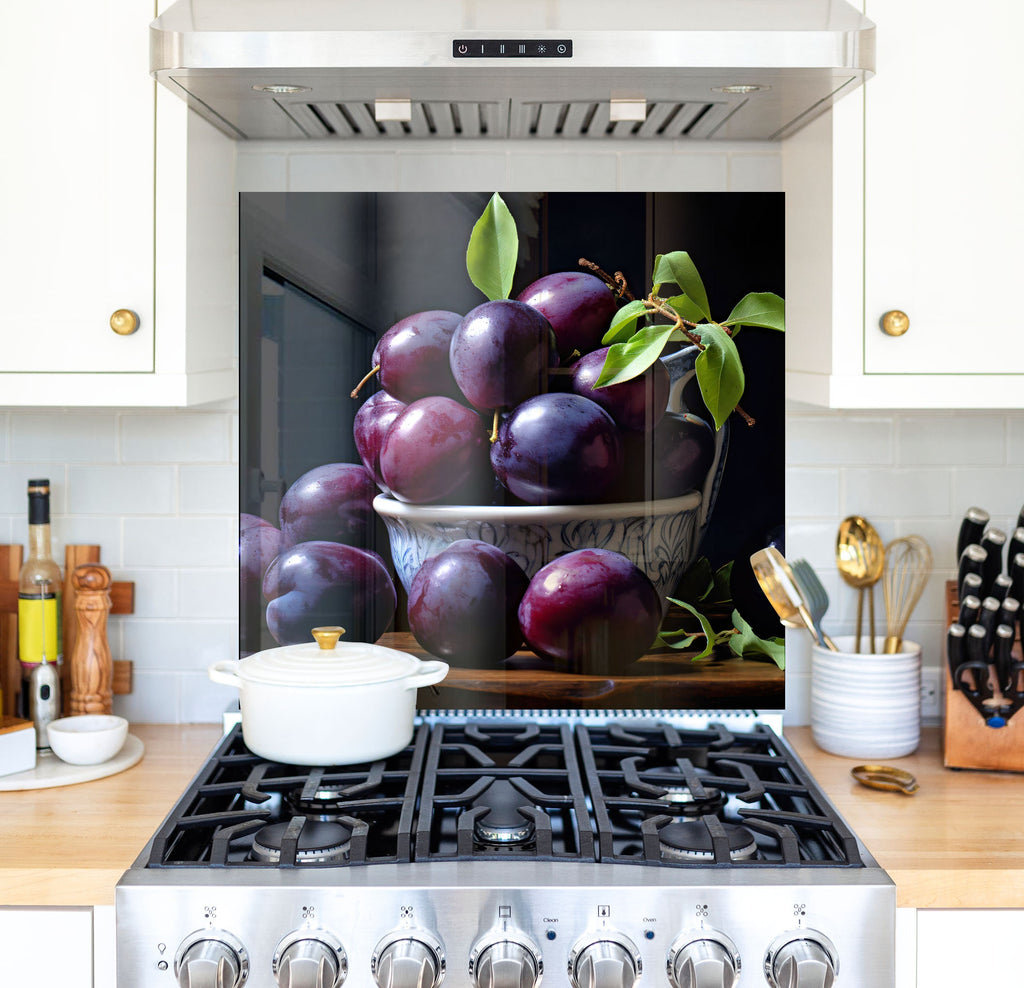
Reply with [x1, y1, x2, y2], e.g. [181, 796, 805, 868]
[239, 191, 785, 661]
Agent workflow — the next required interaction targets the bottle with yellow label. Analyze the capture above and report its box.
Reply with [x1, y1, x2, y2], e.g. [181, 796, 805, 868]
[18, 479, 62, 715]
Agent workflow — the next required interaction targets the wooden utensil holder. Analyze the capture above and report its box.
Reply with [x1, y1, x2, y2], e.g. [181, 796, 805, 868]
[943, 579, 1024, 772]
[0, 544, 134, 718]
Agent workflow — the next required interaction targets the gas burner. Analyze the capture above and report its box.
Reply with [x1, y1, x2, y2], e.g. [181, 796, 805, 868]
[471, 780, 536, 845]
[657, 821, 758, 863]
[655, 785, 727, 818]
[251, 820, 352, 864]
[285, 785, 354, 820]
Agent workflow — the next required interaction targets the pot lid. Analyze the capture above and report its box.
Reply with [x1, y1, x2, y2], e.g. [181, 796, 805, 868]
[239, 626, 424, 687]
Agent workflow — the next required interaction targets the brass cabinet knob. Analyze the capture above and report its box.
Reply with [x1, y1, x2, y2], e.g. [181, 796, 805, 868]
[109, 309, 140, 336]
[880, 310, 910, 336]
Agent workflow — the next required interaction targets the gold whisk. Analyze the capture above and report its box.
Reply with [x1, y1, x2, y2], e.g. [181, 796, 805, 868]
[882, 535, 933, 654]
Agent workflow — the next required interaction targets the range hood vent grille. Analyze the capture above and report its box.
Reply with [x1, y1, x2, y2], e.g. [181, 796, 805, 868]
[280, 99, 736, 140]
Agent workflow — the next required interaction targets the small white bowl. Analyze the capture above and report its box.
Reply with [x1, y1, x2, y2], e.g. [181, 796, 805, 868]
[46, 715, 129, 765]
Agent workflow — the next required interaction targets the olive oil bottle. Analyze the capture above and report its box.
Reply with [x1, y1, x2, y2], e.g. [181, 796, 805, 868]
[18, 479, 62, 723]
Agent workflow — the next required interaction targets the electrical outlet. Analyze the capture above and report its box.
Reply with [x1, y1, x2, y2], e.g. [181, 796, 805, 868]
[920, 667, 942, 720]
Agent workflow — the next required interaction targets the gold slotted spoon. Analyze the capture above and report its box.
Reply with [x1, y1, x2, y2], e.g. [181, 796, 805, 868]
[836, 516, 885, 653]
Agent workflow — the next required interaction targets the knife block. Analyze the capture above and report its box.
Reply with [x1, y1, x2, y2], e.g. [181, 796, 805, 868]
[943, 580, 1024, 772]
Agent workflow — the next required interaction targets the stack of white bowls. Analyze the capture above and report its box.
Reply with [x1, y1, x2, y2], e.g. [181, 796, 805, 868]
[810, 635, 921, 759]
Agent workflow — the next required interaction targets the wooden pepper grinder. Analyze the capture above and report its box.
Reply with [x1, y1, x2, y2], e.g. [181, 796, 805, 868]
[69, 564, 113, 715]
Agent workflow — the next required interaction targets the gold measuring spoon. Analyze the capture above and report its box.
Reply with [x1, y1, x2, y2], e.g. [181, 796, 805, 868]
[836, 516, 886, 653]
[750, 546, 839, 651]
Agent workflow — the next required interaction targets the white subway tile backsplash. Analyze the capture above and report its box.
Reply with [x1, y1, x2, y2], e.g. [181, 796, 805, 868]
[10, 412, 117, 463]
[117, 568, 180, 619]
[787, 416, 892, 466]
[506, 152, 616, 191]
[951, 467, 1024, 522]
[179, 569, 239, 620]
[290, 152, 398, 191]
[898, 414, 1006, 465]
[397, 152, 508, 191]
[1008, 416, 1024, 464]
[123, 518, 236, 568]
[843, 468, 951, 518]
[617, 152, 728, 191]
[0, 465, 67, 514]
[68, 465, 176, 515]
[785, 468, 840, 517]
[47, 516, 123, 567]
[113, 670, 181, 724]
[179, 671, 239, 723]
[782, 522, 842, 569]
[122, 619, 237, 672]
[181, 465, 240, 515]
[728, 154, 783, 191]
[121, 412, 230, 463]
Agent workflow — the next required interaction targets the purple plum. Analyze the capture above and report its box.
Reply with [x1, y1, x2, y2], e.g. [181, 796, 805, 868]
[353, 390, 407, 490]
[279, 463, 377, 549]
[407, 540, 530, 666]
[379, 395, 490, 504]
[571, 347, 670, 432]
[240, 513, 284, 597]
[449, 299, 558, 412]
[517, 548, 662, 673]
[490, 393, 622, 505]
[516, 271, 618, 359]
[263, 540, 396, 645]
[371, 310, 465, 404]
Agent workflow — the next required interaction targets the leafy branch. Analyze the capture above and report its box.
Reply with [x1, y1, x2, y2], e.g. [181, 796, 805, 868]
[585, 251, 785, 431]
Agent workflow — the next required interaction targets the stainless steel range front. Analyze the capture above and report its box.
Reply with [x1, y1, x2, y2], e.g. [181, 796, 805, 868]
[116, 716, 894, 987]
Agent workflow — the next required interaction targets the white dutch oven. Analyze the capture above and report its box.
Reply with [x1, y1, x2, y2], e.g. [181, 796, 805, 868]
[209, 626, 448, 765]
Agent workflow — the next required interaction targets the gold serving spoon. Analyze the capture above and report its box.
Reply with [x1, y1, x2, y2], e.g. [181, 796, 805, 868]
[750, 546, 839, 651]
[836, 516, 885, 653]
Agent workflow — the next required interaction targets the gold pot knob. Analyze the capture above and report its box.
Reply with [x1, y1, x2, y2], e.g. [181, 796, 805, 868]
[311, 626, 345, 650]
[880, 310, 910, 337]
[109, 309, 140, 336]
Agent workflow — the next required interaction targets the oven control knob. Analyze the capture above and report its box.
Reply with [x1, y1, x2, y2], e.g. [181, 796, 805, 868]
[470, 934, 543, 988]
[764, 931, 839, 988]
[273, 931, 347, 988]
[175, 930, 249, 988]
[568, 934, 641, 988]
[372, 932, 445, 988]
[668, 932, 740, 988]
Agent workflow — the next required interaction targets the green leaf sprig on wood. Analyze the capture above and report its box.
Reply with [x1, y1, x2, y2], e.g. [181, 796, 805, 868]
[590, 250, 785, 430]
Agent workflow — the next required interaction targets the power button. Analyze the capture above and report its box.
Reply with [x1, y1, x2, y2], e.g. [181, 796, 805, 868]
[457, 44, 468, 54]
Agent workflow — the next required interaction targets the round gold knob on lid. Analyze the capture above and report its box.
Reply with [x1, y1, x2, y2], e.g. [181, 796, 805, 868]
[109, 309, 140, 336]
[311, 626, 345, 650]
[880, 310, 910, 336]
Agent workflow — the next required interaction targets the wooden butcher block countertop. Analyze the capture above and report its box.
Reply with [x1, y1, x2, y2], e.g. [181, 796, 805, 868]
[0, 725, 1021, 909]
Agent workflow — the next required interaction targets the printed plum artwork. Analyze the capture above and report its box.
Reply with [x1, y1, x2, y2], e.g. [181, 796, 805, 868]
[239, 191, 786, 711]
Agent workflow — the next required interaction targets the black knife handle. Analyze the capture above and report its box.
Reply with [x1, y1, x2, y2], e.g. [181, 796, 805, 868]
[959, 545, 988, 598]
[1009, 527, 1024, 567]
[958, 594, 982, 628]
[957, 507, 990, 562]
[998, 596, 1020, 631]
[990, 574, 1014, 603]
[994, 624, 1016, 695]
[980, 529, 1007, 588]
[978, 596, 1002, 651]
[947, 623, 966, 688]
[965, 624, 993, 695]
[1017, 504, 1024, 534]
[1011, 553, 1024, 604]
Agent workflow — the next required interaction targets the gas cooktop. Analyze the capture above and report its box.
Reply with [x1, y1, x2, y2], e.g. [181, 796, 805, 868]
[118, 717, 895, 988]
[142, 720, 864, 871]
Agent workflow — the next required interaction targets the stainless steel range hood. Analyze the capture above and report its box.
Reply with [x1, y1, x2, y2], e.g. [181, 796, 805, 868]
[151, 0, 874, 142]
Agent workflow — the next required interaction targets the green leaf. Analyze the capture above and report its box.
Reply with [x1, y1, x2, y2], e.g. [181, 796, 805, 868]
[594, 324, 678, 388]
[665, 293, 709, 326]
[466, 192, 518, 301]
[693, 323, 745, 430]
[601, 299, 648, 345]
[652, 252, 712, 321]
[709, 561, 734, 606]
[656, 633, 699, 651]
[666, 598, 717, 660]
[722, 292, 786, 332]
[730, 609, 786, 669]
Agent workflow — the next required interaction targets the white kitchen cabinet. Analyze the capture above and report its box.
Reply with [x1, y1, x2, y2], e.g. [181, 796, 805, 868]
[783, 0, 1024, 408]
[0, 1, 236, 407]
[0, 906, 94, 987]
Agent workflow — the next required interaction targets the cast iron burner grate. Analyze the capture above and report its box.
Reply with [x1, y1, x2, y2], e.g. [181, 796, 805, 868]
[141, 720, 863, 870]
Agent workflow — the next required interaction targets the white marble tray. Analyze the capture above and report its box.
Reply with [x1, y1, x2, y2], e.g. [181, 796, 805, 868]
[0, 733, 144, 791]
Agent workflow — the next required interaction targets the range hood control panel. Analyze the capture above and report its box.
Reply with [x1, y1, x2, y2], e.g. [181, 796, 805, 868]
[452, 40, 573, 58]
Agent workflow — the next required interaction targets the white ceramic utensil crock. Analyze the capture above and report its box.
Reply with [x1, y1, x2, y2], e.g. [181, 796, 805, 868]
[209, 626, 448, 765]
